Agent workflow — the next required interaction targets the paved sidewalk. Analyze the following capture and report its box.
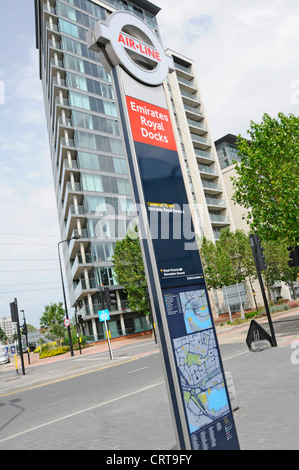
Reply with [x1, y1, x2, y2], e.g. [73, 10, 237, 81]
[1, 309, 299, 449]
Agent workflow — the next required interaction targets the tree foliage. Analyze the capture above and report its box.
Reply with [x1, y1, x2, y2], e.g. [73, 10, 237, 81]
[263, 239, 299, 299]
[112, 228, 150, 316]
[200, 228, 256, 290]
[40, 302, 66, 345]
[232, 113, 299, 244]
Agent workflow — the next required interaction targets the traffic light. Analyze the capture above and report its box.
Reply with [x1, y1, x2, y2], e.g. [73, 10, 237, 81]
[21, 323, 27, 336]
[104, 287, 117, 309]
[249, 234, 267, 271]
[287, 245, 299, 267]
[10, 300, 18, 322]
[78, 314, 84, 324]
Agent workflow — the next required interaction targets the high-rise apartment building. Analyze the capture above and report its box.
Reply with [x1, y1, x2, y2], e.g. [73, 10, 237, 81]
[35, 0, 234, 337]
[34, 0, 164, 341]
[164, 52, 234, 243]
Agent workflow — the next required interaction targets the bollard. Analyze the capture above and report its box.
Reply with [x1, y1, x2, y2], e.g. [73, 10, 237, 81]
[14, 354, 18, 374]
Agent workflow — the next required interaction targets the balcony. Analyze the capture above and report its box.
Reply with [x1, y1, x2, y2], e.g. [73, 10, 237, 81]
[181, 89, 200, 107]
[177, 75, 197, 94]
[194, 149, 214, 165]
[187, 118, 207, 135]
[56, 137, 76, 166]
[65, 205, 86, 238]
[71, 253, 94, 279]
[205, 197, 226, 210]
[201, 179, 223, 195]
[69, 229, 90, 258]
[191, 133, 211, 150]
[198, 164, 218, 179]
[55, 116, 73, 153]
[184, 104, 204, 121]
[59, 159, 79, 188]
[74, 277, 98, 302]
[175, 63, 194, 80]
[209, 213, 230, 226]
[62, 181, 82, 206]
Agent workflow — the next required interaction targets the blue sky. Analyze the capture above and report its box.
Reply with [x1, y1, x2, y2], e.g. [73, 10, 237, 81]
[0, 0, 298, 327]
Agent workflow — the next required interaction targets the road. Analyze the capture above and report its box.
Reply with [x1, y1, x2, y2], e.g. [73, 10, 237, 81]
[0, 340, 178, 450]
[0, 310, 299, 450]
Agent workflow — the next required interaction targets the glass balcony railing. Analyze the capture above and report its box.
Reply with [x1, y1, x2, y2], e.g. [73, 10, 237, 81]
[66, 181, 82, 193]
[191, 134, 210, 145]
[177, 75, 195, 88]
[198, 165, 218, 176]
[175, 63, 193, 76]
[184, 104, 203, 118]
[201, 180, 222, 191]
[194, 149, 213, 159]
[209, 214, 230, 224]
[181, 90, 200, 104]
[206, 198, 226, 207]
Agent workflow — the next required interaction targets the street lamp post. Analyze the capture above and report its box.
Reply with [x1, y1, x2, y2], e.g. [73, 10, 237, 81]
[58, 234, 80, 357]
[20, 309, 30, 364]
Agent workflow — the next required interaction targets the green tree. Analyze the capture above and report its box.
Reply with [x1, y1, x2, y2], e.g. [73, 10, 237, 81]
[0, 327, 7, 343]
[263, 239, 299, 299]
[40, 302, 66, 345]
[112, 228, 150, 316]
[232, 113, 299, 244]
[200, 236, 234, 290]
[200, 229, 257, 318]
[200, 228, 256, 288]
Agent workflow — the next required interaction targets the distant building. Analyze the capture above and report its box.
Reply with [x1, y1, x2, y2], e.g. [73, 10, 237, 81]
[0, 317, 17, 341]
[214, 134, 240, 170]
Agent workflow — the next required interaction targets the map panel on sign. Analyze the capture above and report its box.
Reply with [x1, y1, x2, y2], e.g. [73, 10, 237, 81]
[173, 330, 230, 435]
[179, 289, 212, 333]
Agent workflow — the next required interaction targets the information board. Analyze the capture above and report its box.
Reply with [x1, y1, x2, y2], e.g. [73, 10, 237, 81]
[119, 75, 239, 450]
[88, 11, 239, 450]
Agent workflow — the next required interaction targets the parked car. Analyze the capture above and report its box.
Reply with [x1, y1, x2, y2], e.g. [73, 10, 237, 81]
[0, 346, 10, 364]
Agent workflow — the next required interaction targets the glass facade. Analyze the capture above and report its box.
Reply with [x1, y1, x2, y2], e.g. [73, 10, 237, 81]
[38, 0, 158, 341]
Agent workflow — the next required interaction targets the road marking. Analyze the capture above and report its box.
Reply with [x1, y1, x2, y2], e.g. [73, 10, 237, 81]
[0, 357, 138, 398]
[222, 351, 249, 361]
[0, 381, 165, 444]
[128, 367, 148, 374]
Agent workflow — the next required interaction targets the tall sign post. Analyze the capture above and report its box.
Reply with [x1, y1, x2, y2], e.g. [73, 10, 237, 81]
[88, 12, 239, 450]
[10, 298, 25, 376]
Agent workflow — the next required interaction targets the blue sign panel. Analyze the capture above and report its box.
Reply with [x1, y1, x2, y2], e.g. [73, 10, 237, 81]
[133, 134, 239, 450]
[98, 309, 110, 322]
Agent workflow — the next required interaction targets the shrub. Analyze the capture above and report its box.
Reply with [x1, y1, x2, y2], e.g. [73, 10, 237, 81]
[63, 334, 87, 347]
[272, 304, 290, 312]
[39, 346, 70, 359]
[245, 311, 260, 319]
[287, 301, 299, 309]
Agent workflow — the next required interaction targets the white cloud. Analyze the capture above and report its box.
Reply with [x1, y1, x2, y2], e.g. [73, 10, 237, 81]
[159, 0, 299, 138]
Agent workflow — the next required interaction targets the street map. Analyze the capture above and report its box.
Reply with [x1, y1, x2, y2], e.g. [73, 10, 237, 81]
[179, 289, 212, 333]
[173, 329, 230, 434]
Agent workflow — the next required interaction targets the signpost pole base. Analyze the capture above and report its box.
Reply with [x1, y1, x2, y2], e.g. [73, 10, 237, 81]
[105, 320, 113, 360]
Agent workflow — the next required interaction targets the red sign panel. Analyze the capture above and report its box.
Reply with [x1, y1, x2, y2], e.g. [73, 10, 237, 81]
[125, 96, 177, 151]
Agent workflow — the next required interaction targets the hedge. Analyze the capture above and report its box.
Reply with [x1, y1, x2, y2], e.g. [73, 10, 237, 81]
[39, 346, 70, 358]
